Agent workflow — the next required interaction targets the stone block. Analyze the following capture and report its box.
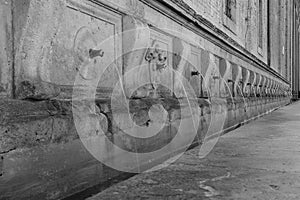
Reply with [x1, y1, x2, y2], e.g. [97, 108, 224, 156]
[123, 15, 150, 98]
[173, 39, 203, 98]
[124, 27, 173, 98]
[232, 64, 242, 97]
[0, 139, 111, 200]
[148, 30, 174, 98]
[219, 58, 233, 98]
[0, 115, 76, 154]
[243, 70, 251, 97]
[202, 53, 220, 97]
[186, 46, 203, 98]
[14, 0, 122, 99]
[0, 0, 13, 98]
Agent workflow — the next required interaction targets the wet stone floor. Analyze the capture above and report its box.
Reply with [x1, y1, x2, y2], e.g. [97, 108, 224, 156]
[88, 101, 300, 200]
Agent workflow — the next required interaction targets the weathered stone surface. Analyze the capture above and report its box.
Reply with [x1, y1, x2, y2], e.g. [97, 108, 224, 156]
[0, 139, 112, 200]
[0, 115, 76, 154]
[0, 99, 76, 153]
[16, 80, 61, 100]
[0, 99, 71, 124]
[0, 0, 13, 98]
[0, 96, 291, 199]
[13, 0, 122, 99]
[0, 0, 294, 199]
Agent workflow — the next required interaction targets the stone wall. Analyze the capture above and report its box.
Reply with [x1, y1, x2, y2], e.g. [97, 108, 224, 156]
[291, 0, 300, 99]
[183, 0, 269, 65]
[0, 0, 13, 98]
[0, 0, 292, 199]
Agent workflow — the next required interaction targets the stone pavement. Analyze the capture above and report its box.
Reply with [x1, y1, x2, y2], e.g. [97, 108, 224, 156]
[88, 101, 300, 200]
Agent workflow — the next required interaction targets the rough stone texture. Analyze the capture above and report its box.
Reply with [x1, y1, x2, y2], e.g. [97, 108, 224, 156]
[269, 1, 281, 73]
[13, 0, 122, 100]
[0, 0, 13, 98]
[9, 0, 290, 101]
[0, 99, 74, 152]
[0, 0, 294, 199]
[16, 80, 61, 100]
[0, 96, 290, 199]
[0, 139, 119, 200]
[0, 116, 77, 153]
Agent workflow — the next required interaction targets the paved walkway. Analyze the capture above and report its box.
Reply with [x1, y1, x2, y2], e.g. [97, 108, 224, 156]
[88, 101, 300, 200]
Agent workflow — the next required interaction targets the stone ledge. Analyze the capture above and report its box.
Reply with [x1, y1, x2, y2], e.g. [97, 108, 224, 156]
[0, 96, 291, 153]
[0, 96, 291, 199]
